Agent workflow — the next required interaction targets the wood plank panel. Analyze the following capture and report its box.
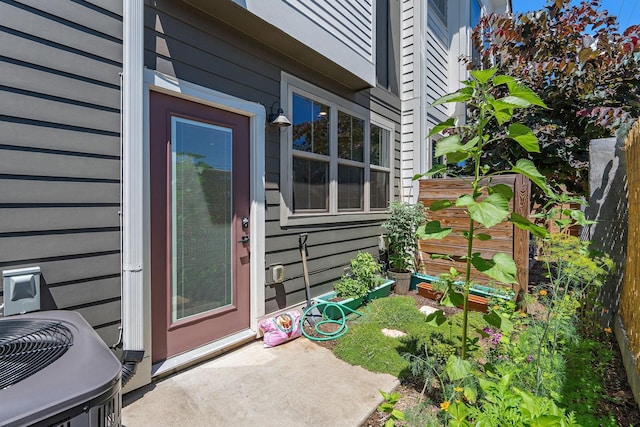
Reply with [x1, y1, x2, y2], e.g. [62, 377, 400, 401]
[418, 176, 530, 291]
[620, 118, 640, 375]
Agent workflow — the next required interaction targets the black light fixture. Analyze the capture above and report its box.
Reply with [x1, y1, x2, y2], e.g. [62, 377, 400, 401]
[268, 101, 291, 128]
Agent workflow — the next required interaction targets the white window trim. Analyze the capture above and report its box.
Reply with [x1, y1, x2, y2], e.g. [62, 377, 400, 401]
[279, 72, 394, 226]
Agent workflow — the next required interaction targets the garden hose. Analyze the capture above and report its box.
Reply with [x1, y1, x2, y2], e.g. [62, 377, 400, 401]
[301, 301, 364, 341]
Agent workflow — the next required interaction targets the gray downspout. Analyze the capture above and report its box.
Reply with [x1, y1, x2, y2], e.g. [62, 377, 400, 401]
[121, 0, 145, 386]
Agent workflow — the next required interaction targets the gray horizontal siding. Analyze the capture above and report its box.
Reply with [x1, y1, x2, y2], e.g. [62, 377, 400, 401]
[0, 207, 120, 232]
[0, 0, 122, 344]
[0, 1, 121, 63]
[0, 231, 120, 264]
[147, 0, 400, 315]
[0, 179, 119, 204]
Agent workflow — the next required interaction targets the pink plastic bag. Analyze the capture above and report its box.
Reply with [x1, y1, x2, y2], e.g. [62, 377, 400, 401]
[260, 310, 302, 348]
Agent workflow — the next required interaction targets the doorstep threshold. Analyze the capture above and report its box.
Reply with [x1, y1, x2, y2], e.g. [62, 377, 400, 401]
[151, 329, 257, 378]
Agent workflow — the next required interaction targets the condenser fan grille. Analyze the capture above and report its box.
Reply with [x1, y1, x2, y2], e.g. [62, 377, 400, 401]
[0, 319, 73, 389]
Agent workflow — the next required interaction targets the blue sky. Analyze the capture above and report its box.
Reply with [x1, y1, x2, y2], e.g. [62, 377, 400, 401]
[511, 0, 640, 30]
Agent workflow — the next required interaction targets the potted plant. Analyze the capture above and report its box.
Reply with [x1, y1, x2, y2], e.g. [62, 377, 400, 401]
[315, 276, 368, 320]
[348, 251, 395, 301]
[382, 201, 427, 294]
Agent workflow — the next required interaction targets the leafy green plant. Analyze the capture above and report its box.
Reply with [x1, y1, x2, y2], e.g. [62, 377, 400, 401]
[333, 277, 368, 299]
[377, 390, 405, 427]
[348, 251, 383, 290]
[461, 373, 580, 427]
[414, 67, 551, 358]
[382, 201, 427, 273]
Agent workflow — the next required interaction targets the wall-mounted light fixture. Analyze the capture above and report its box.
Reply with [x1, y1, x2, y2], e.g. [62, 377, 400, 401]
[268, 102, 291, 128]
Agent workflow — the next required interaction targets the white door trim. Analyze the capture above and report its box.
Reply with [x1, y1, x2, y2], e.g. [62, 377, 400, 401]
[138, 69, 266, 375]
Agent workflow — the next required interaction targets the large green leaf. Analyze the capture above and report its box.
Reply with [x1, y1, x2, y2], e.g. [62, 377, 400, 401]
[507, 124, 540, 153]
[483, 310, 514, 333]
[487, 183, 514, 201]
[413, 164, 446, 180]
[456, 193, 510, 228]
[511, 159, 553, 196]
[428, 117, 457, 137]
[429, 199, 454, 211]
[435, 135, 463, 157]
[445, 150, 471, 164]
[432, 87, 473, 106]
[493, 75, 517, 87]
[471, 67, 498, 83]
[448, 402, 472, 426]
[446, 355, 472, 381]
[425, 310, 447, 327]
[498, 95, 531, 108]
[510, 213, 548, 238]
[569, 209, 597, 226]
[494, 109, 513, 125]
[475, 233, 492, 241]
[417, 221, 453, 240]
[471, 252, 518, 284]
[461, 136, 480, 150]
[441, 290, 464, 308]
[507, 83, 548, 108]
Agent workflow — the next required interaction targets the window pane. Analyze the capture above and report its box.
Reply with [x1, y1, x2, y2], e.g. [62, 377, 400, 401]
[293, 157, 328, 212]
[430, 0, 447, 22]
[337, 111, 364, 162]
[370, 124, 390, 167]
[171, 117, 233, 321]
[370, 170, 389, 210]
[292, 93, 330, 155]
[338, 165, 364, 211]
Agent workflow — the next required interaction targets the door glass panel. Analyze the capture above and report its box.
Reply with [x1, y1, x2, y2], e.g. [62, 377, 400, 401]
[171, 117, 233, 321]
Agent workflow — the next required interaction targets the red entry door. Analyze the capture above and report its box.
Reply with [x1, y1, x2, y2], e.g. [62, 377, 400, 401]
[149, 91, 250, 363]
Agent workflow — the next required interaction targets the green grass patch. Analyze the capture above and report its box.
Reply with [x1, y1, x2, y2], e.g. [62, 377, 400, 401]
[333, 296, 487, 377]
[561, 338, 618, 427]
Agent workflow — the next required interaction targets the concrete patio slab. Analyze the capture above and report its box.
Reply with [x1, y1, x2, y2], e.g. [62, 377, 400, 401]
[122, 338, 399, 427]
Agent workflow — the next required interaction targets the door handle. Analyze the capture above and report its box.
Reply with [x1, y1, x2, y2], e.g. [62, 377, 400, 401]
[238, 235, 250, 244]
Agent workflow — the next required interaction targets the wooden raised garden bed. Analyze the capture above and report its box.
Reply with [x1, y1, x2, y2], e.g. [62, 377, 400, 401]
[417, 282, 489, 313]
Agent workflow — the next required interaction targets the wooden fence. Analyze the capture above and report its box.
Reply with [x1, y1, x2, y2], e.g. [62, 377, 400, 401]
[417, 175, 531, 295]
[620, 119, 640, 378]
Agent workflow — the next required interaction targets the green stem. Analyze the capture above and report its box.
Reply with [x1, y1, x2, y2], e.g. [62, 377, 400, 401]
[461, 84, 489, 359]
[461, 216, 475, 359]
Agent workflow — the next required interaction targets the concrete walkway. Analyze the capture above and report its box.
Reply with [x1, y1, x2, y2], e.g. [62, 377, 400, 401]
[122, 338, 399, 427]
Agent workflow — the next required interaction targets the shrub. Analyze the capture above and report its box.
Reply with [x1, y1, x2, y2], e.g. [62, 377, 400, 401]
[333, 277, 368, 299]
[349, 252, 382, 290]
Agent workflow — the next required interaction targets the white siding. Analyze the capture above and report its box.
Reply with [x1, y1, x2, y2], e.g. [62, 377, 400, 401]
[425, 8, 450, 126]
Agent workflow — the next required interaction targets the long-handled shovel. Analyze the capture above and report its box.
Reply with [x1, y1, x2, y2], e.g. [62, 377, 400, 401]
[299, 233, 322, 326]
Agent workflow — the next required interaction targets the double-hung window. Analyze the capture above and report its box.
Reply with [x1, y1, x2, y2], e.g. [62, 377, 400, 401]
[281, 73, 393, 225]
